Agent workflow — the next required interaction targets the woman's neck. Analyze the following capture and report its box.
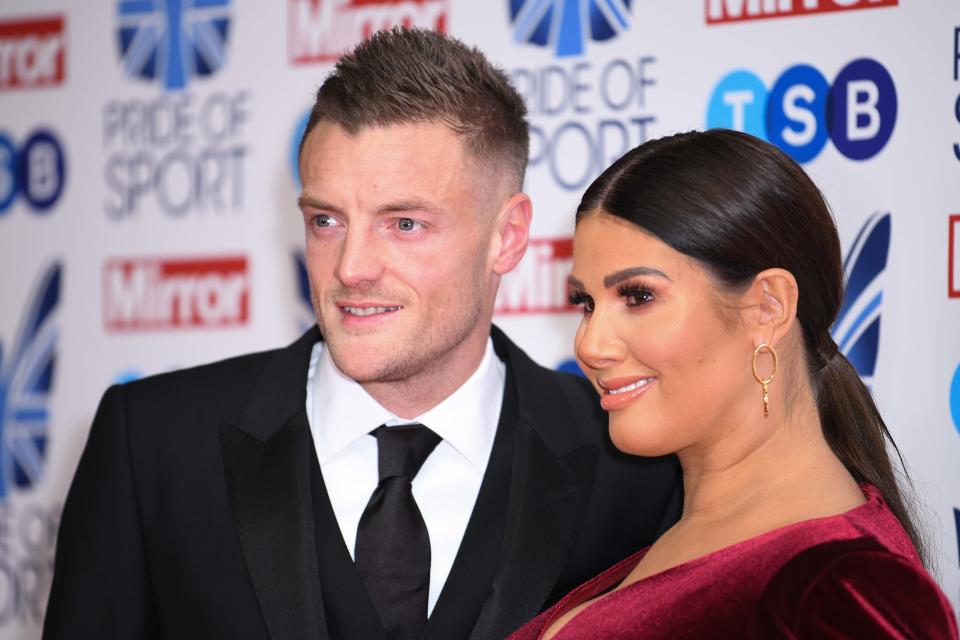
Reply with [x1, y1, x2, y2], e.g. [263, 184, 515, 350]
[676, 391, 859, 527]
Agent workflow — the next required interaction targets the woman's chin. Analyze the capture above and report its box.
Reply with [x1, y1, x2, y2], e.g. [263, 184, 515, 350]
[608, 420, 676, 458]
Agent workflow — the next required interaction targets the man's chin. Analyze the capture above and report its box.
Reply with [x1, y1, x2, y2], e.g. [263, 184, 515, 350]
[331, 358, 408, 385]
[325, 338, 402, 383]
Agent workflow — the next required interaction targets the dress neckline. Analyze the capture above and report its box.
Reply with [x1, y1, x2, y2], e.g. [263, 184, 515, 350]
[537, 484, 884, 640]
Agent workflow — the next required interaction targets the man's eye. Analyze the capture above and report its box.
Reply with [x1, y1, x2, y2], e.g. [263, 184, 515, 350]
[396, 218, 422, 232]
[314, 214, 338, 228]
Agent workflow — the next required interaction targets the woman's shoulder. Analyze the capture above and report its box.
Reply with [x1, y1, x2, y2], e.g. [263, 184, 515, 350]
[747, 536, 958, 639]
[746, 483, 918, 563]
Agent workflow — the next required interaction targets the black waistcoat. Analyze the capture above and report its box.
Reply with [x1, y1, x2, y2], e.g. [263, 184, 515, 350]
[309, 368, 519, 640]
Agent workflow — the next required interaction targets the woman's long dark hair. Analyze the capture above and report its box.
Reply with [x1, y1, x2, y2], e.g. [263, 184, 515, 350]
[577, 129, 926, 565]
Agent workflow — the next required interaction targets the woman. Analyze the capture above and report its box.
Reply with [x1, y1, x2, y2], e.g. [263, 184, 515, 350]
[509, 130, 957, 639]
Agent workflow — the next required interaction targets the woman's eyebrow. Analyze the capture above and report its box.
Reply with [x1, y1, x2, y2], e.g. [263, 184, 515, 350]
[603, 266, 671, 288]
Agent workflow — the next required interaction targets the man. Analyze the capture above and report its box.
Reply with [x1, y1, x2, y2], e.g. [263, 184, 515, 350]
[44, 29, 679, 640]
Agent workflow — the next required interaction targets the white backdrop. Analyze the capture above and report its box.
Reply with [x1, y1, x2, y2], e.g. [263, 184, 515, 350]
[0, 0, 958, 636]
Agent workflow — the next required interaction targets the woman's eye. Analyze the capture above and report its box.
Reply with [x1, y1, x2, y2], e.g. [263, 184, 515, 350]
[620, 286, 655, 307]
[396, 217, 422, 232]
[568, 292, 594, 314]
[626, 291, 654, 306]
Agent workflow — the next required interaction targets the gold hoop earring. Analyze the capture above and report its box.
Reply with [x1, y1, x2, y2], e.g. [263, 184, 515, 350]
[751, 343, 779, 417]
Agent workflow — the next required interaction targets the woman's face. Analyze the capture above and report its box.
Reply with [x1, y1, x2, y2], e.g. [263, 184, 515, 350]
[570, 211, 758, 457]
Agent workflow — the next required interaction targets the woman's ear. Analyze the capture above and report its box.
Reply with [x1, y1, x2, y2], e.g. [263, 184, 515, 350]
[744, 268, 799, 348]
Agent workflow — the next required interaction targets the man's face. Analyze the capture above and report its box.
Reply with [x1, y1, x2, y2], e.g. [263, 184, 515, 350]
[298, 121, 502, 385]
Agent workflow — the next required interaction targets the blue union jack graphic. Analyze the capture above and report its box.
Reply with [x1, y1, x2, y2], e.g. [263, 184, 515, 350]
[954, 508, 960, 571]
[0, 262, 60, 501]
[831, 212, 890, 385]
[294, 251, 317, 333]
[117, 0, 231, 91]
[509, 0, 633, 57]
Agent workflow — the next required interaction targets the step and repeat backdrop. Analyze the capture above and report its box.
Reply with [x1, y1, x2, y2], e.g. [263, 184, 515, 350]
[0, 0, 958, 636]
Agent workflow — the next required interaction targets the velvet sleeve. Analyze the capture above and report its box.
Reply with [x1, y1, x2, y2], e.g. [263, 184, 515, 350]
[747, 538, 958, 639]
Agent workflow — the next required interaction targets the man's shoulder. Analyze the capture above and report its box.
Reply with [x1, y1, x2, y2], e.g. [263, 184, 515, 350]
[113, 329, 317, 427]
[125, 343, 285, 398]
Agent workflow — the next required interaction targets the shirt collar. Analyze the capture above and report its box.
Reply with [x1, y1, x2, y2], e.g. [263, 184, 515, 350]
[310, 339, 505, 472]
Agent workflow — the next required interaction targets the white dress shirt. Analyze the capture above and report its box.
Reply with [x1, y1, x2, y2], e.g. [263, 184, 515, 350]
[306, 339, 505, 615]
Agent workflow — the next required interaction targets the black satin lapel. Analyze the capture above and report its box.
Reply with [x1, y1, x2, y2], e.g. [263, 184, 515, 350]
[468, 423, 598, 640]
[220, 411, 328, 640]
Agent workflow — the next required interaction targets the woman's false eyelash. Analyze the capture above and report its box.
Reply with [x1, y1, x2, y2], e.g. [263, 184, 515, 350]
[567, 283, 655, 312]
[567, 290, 593, 310]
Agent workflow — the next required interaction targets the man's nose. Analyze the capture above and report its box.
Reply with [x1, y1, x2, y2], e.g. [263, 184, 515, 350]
[335, 226, 384, 288]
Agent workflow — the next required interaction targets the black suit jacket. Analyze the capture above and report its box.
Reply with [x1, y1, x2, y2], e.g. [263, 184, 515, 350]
[44, 326, 680, 639]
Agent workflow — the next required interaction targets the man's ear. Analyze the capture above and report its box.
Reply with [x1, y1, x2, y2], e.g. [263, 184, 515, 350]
[490, 192, 532, 276]
[744, 268, 799, 348]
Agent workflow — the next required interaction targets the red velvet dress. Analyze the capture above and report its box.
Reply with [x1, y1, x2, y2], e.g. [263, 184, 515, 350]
[508, 485, 958, 639]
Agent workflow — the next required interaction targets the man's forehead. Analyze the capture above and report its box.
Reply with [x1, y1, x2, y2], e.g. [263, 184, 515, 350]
[303, 120, 506, 181]
[299, 120, 511, 218]
[303, 119, 466, 152]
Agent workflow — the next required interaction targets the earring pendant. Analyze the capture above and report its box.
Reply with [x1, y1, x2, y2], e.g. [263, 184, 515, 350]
[751, 343, 778, 419]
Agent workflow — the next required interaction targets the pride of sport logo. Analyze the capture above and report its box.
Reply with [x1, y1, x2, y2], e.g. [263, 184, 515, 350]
[117, 0, 231, 91]
[510, 0, 633, 58]
[106, 1, 250, 222]
[707, 58, 896, 163]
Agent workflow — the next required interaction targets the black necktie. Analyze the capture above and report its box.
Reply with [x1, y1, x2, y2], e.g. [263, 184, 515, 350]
[355, 424, 441, 640]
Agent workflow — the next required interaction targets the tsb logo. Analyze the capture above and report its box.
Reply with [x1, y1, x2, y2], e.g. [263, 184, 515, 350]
[0, 15, 66, 90]
[288, 0, 448, 64]
[707, 58, 896, 163]
[103, 256, 249, 331]
[0, 128, 66, 215]
[706, 0, 897, 25]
